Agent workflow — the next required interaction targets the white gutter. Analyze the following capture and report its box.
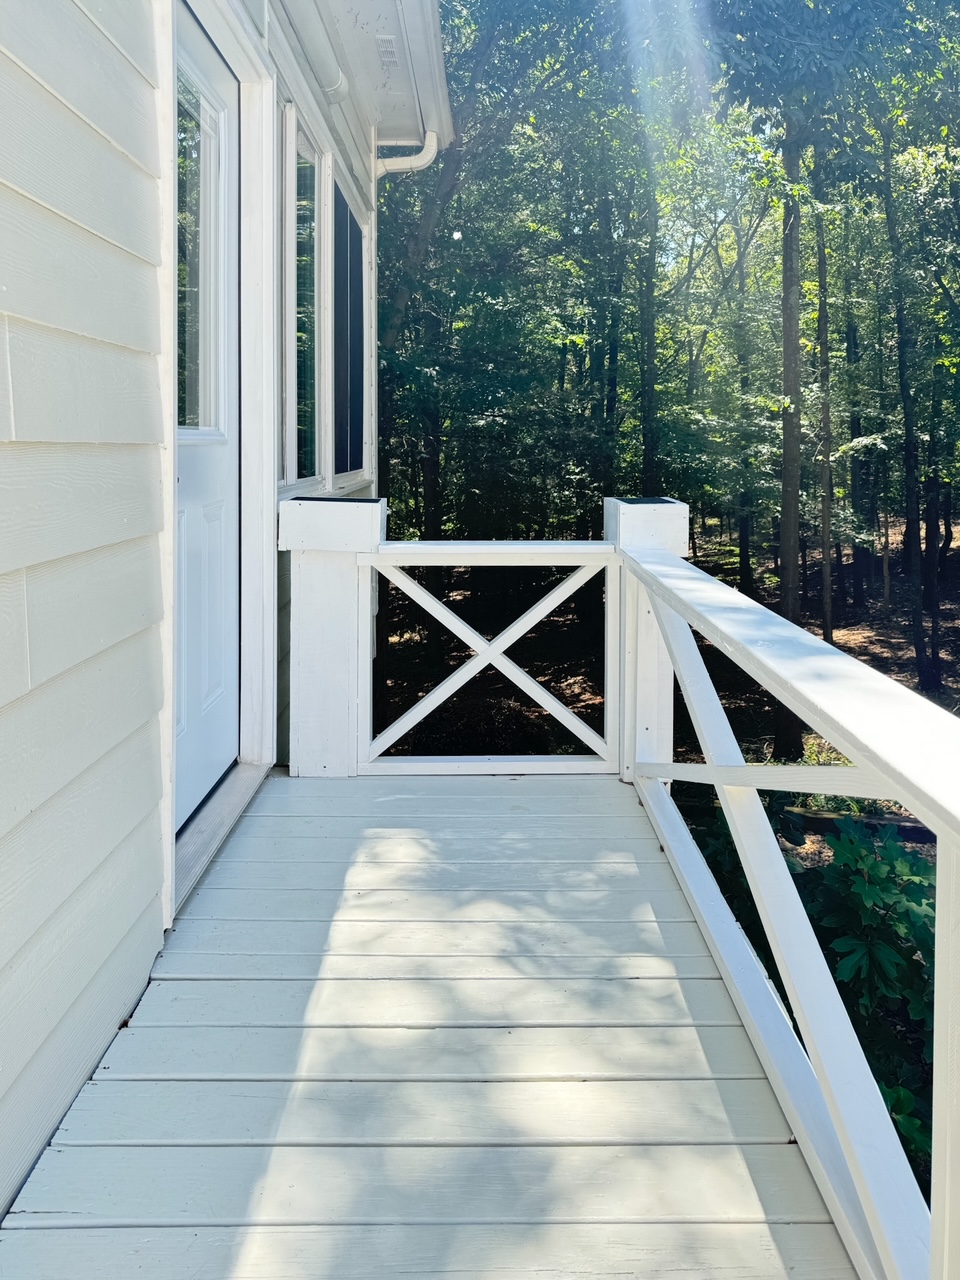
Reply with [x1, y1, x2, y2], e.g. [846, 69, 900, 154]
[376, 130, 440, 179]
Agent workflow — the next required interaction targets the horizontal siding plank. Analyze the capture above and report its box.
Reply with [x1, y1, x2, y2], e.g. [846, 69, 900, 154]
[217, 833, 664, 863]
[244, 793, 645, 819]
[0, 900, 159, 1215]
[0, 722, 161, 970]
[0, 443, 161, 576]
[0, 49, 159, 259]
[152, 951, 720, 980]
[230, 815, 653, 842]
[12, 1143, 826, 1225]
[95, 1024, 763, 1082]
[0, 814, 161, 1095]
[199, 859, 672, 893]
[74, 0, 158, 85]
[0, 316, 11, 440]
[161, 917, 712, 957]
[8, 319, 162, 443]
[0, 185, 159, 350]
[25, 537, 162, 685]
[52, 1078, 789, 1145]
[127, 977, 736, 1028]
[179, 886, 694, 924]
[0, 1223, 860, 1279]
[0, 629, 162, 838]
[0, 0, 159, 173]
[0, 569, 28, 704]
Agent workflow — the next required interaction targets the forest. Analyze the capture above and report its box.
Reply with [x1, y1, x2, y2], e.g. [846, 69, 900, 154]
[371, 0, 960, 1180]
[377, 0, 960, 704]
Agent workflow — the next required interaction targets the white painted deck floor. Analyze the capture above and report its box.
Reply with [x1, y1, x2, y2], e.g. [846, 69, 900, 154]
[1, 773, 858, 1279]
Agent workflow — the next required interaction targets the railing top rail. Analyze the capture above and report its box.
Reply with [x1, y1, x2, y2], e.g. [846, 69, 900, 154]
[625, 546, 960, 842]
[362, 540, 616, 566]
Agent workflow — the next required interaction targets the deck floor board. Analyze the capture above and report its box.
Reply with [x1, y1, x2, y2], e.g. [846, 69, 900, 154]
[1, 774, 857, 1279]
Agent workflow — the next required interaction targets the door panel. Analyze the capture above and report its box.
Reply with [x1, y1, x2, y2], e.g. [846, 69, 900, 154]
[175, 4, 240, 832]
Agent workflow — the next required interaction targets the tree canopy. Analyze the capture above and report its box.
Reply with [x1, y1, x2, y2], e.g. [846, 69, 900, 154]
[378, 0, 960, 689]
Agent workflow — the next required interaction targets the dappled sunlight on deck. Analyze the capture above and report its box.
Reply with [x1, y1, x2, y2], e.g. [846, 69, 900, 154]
[0, 774, 857, 1279]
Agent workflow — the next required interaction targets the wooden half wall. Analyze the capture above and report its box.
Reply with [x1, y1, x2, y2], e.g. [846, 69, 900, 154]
[0, 0, 167, 1213]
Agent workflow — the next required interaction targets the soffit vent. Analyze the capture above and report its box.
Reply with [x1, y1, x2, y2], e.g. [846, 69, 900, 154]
[376, 35, 401, 71]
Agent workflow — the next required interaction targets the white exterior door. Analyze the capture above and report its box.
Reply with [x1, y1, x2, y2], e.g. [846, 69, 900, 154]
[175, 4, 240, 831]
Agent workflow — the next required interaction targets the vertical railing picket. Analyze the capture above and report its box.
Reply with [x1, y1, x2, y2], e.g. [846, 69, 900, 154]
[931, 833, 960, 1280]
[602, 559, 622, 772]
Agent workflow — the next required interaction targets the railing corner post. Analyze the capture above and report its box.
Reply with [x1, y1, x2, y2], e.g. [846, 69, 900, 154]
[278, 497, 387, 777]
[605, 498, 689, 782]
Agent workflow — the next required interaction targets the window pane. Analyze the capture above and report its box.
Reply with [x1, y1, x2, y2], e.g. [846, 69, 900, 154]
[177, 76, 202, 427]
[177, 71, 219, 430]
[296, 153, 317, 478]
[333, 186, 349, 475]
[348, 211, 364, 472]
[334, 184, 364, 475]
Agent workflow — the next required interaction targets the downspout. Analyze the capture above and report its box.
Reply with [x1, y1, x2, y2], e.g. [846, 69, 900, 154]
[376, 130, 439, 179]
[322, 67, 350, 104]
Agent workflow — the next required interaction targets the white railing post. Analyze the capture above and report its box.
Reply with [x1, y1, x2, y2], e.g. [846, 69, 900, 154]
[931, 833, 960, 1280]
[605, 498, 689, 782]
[278, 497, 386, 777]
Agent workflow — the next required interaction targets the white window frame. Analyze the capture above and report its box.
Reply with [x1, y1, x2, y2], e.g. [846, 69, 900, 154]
[272, 91, 376, 496]
[281, 107, 327, 489]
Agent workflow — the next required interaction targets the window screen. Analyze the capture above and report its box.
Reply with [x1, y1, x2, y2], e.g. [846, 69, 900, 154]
[334, 184, 365, 474]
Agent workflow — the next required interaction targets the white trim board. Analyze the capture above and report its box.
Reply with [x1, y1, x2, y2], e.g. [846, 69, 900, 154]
[159, 0, 279, 923]
[174, 762, 270, 911]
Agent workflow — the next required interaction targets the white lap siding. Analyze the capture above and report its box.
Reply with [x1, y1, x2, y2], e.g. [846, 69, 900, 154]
[0, 0, 166, 1213]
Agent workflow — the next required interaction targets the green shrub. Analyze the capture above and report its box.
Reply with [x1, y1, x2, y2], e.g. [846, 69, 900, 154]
[791, 818, 935, 1173]
[678, 788, 936, 1189]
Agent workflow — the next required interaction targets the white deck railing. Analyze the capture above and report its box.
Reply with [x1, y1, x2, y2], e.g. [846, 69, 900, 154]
[357, 541, 620, 771]
[279, 494, 960, 1280]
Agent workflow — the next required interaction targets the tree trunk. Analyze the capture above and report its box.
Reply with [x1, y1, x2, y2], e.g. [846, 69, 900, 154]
[639, 160, 660, 496]
[940, 480, 953, 581]
[800, 537, 809, 604]
[924, 338, 945, 612]
[845, 240, 868, 607]
[774, 118, 805, 759]
[738, 501, 754, 596]
[923, 347, 945, 688]
[601, 184, 627, 510]
[772, 516, 780, 578]
[879, 127, 933, 689]
[815, 197, 833, 642]
[779, 115, 803, 629]
[924, 474, 943, 689]
[882, 464, 892, 611]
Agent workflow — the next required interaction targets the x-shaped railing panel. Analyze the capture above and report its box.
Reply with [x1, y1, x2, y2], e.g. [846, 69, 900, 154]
[368, 561, 609, 760]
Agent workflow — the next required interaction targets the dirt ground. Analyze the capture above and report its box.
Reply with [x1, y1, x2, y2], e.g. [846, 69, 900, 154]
[696, 527, 960, 713]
